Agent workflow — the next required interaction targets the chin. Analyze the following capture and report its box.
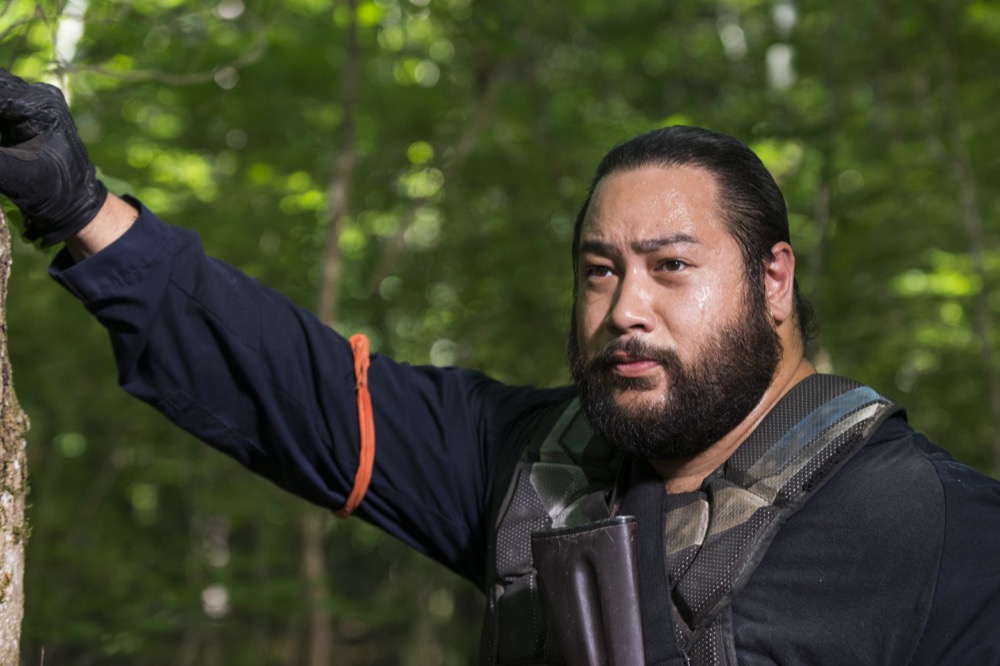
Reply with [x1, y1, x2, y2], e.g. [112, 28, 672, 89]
[612, 388, 666, 414]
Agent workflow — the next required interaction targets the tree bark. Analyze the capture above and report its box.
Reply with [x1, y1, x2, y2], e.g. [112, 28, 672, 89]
[0, 208, 29, 664]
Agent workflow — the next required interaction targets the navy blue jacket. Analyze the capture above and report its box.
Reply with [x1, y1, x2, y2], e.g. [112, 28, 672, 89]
[51, 201, 1000, 663]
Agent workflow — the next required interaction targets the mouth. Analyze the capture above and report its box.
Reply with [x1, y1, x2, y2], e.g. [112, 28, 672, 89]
[609, 353, 662, 378]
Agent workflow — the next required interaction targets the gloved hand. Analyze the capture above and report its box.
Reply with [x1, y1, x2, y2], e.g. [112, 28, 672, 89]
[0, 69, 107, 247]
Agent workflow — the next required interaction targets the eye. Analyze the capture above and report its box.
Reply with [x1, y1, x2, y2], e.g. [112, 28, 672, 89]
[657, 258, 688, 272]
[583, 264, 614, 280]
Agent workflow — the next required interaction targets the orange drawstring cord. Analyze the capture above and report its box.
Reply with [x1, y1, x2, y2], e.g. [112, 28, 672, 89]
[335, 333, 375, 518]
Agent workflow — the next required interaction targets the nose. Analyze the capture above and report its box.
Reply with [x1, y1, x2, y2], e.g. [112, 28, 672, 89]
[605, 273, 656, 335]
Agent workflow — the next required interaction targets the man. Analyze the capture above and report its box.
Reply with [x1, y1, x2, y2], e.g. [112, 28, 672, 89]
[2, 69, 999, 664]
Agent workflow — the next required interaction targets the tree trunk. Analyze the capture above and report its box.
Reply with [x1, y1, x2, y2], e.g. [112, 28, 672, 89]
[0, 208, 29, 664]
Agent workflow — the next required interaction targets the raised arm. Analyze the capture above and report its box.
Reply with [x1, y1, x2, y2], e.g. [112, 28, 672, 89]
[0, 68, 551, 587]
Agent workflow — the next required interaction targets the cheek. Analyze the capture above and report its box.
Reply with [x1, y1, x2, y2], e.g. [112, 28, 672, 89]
[675, 284, 714, 330]
[682, 263, 747, 329]
[653, 295, 731, 357]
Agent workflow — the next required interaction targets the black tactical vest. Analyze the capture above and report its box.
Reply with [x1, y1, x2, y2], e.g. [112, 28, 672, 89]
[479, 375, 901, 665]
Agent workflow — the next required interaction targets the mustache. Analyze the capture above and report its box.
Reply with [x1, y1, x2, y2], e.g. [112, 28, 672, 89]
[589, 337, 680, 371]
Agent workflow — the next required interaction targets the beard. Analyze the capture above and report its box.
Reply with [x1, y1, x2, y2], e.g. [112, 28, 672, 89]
[567, 292, 782, 461]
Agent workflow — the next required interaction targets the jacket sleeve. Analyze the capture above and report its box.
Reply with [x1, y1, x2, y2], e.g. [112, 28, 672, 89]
[49, 197, 530, 586]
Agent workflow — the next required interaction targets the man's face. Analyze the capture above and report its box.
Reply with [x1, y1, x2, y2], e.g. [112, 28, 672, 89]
[568, 164, 781, 459]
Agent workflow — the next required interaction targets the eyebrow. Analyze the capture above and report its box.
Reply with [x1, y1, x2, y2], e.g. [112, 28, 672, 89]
[579, 232, 701, 257]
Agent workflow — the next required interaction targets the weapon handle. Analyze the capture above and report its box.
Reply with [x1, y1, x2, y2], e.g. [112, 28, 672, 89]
[532, 516, 646, 665]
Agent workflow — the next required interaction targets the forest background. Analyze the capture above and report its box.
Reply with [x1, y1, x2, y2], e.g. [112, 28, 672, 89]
[1, 0, 999, 664]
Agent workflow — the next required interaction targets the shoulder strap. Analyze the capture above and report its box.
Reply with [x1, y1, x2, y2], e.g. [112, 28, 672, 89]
[673, 375, 902, 658]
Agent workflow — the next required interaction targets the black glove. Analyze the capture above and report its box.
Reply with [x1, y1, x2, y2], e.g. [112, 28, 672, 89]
[0, 69, 108, 247]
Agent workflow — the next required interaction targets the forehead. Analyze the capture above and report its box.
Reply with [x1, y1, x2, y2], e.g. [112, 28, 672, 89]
[580, 164, 728, 247]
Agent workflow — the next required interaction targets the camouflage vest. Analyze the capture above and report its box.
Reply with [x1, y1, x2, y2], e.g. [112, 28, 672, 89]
[479, 375, 901, 665]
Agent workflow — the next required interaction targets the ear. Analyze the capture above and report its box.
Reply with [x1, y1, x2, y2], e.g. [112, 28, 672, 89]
[764, 241, 796, 325]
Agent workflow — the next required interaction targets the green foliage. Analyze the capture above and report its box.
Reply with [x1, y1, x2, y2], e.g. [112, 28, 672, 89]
[2, 0, 999, 662]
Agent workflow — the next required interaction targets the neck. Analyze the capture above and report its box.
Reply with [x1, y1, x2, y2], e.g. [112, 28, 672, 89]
[649, 356, 816, 493]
